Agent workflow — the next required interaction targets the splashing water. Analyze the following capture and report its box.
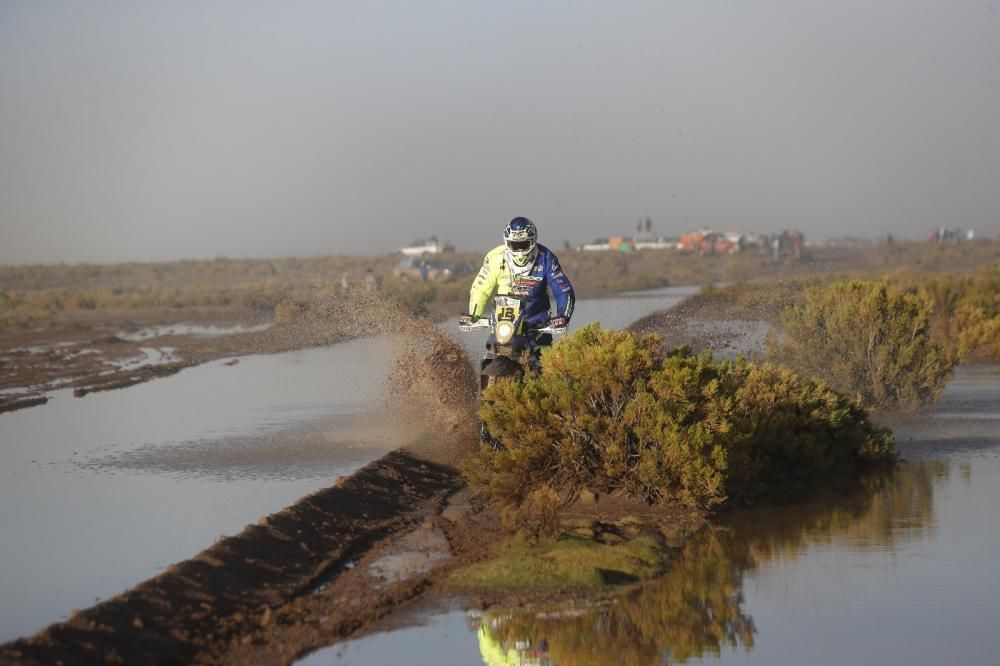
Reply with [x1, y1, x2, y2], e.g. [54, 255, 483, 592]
[382, 327, 480, 465]
[266, 283, 481, 463]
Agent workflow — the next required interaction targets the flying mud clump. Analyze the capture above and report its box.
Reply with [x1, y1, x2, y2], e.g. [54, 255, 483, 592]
[383, 329, 479, 465]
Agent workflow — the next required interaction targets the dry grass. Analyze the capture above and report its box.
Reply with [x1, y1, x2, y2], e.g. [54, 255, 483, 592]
[2, 240, 996, 330]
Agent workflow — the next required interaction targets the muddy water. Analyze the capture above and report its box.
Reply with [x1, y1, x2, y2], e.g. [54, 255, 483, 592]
[0, 287, 695, 641]
[572, 284, 701, 330]
[0, 340, 400, 641]
[300, 365, 1000, 666]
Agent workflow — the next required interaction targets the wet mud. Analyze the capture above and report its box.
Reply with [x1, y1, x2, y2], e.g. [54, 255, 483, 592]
[0, 394, 48, 412]
[628, 290, 777, 359]
[0, 321, 309, 414]
[0, 309, 255, 410]
[0, 450, 468, 665]
[0, 291, 398, 413]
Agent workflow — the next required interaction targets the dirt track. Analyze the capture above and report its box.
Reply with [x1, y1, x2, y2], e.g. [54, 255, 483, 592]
[0, 450, 471, 665]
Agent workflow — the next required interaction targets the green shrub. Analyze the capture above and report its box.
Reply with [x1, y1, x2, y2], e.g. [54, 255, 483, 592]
[464, 324, 894, 511]
[767, 279, 956, 411]
[915, 265, 1000, 363]
[951, 303, 1000, 362]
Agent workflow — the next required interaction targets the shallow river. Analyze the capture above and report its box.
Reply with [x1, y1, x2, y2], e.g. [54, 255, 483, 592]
[301, 365, 1000, 666]
[0, 286, 696, 641]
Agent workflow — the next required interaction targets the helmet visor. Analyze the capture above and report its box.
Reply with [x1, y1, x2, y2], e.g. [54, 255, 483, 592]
[507, 239, 533, 252]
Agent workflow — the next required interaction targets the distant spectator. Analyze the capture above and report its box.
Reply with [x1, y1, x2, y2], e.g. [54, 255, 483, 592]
[419, 261, 429, 282]
[364, 268, 378, 293]
[792, 231, 803, 259]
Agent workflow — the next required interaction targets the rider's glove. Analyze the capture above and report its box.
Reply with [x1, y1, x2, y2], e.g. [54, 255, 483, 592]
[459, 313, 480, 325]
[548, 315, 568, 329]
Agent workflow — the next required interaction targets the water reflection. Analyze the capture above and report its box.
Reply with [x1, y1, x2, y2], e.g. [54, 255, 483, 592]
[299, 370, 999, 666]
[476, 462, 943, 665]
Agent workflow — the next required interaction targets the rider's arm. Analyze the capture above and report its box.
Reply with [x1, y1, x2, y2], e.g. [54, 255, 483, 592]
[468, 252, 498, 318]
[546, 253, 575, 322]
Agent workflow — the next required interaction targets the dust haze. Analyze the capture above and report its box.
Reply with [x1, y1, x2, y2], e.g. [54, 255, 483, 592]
[2, 1, 999, 265]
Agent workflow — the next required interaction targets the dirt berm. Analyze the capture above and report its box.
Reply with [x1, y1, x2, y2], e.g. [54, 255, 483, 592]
[0, 450, 471, 665]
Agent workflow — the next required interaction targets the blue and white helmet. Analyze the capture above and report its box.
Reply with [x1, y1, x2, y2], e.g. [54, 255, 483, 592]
[504, 217, 538, 267]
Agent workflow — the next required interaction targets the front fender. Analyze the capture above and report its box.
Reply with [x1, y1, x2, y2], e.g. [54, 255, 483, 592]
[481, 355, 523, 378]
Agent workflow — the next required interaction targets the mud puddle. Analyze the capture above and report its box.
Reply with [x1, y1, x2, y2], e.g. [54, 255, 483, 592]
[296, 605, 480, 666]
[0, 340, 401, 641]
[117, 322, 272, 342]
[297, 365, 1000, 666]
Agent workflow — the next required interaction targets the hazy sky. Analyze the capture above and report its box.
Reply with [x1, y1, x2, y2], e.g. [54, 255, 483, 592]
[2, 1, 999, 264]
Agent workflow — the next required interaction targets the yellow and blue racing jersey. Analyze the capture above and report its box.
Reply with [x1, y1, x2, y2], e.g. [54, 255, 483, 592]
[468, 244, 575, 327]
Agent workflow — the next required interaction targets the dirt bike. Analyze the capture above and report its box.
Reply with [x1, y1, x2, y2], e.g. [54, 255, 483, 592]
[459, 295, 566, 448]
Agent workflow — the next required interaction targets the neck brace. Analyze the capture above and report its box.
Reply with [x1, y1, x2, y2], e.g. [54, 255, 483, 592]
[505, 247, 537, 275]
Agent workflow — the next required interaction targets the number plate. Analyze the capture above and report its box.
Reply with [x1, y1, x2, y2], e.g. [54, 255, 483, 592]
[494, 296, 521, 323]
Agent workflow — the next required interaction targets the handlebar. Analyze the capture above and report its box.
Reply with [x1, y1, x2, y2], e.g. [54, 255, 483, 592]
[458, 318, 566, 336]
[458, 319, 492, 331]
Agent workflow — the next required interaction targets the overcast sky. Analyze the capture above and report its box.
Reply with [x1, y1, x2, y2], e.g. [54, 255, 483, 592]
[2, 1, 999, 264]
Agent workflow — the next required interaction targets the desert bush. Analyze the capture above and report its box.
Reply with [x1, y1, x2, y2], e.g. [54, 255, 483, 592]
[464, 324, 894, 511]
[913, 265, 1000, 363]
[767, 280, 956, 412]
[951, 304, 1000, 362]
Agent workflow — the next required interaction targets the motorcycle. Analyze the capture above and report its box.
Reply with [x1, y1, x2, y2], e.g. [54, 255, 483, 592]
[459, 295, 566, 447]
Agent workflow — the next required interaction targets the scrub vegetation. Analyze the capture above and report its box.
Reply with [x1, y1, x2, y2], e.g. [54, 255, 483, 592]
[2, 240, 996, 331]
[0, 254, 481, 328]
[633, 263, 998, 411]
[896, 263, 1000, 364]
[767, 279, 956, 412]
[465, 324, 895, 514]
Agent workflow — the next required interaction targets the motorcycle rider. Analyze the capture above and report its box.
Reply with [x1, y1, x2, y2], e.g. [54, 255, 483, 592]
[464, 216, 575, 348]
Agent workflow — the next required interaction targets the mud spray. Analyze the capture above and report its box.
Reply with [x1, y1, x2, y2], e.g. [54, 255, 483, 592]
[266, 284, 481, 466]
[381, 330, 479, 464]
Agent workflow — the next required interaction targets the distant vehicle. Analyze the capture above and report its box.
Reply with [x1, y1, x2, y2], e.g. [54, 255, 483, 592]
[633, 237, 677, 250]
[400, 237, 443, 256]
[580, 238, 611, 251]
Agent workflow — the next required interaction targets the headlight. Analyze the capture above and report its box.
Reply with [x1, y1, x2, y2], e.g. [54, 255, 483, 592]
[496, 320, 515, 344]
